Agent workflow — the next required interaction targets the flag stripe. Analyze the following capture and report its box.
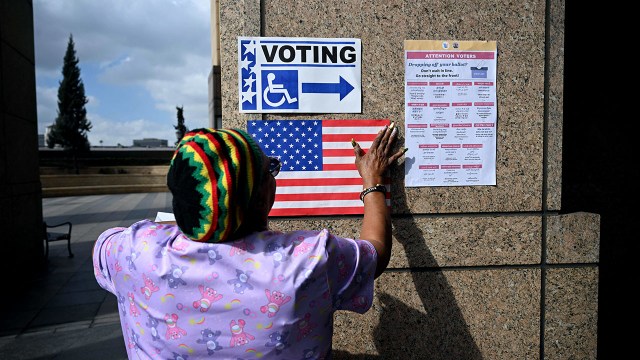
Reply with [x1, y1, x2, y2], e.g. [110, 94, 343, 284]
[276, 170, 361, 179]
[276, 185, 363, 194]
[323, 119, 389, 127]
[275, 177, 390, 187]
[322, 126, 381, 134]
[323, 156, 354, 164]
[324, 141, 372, 149]
[276, 177, 363, 186]
[322, 134, 379, 142]
[323, 149, 357, 157]
[275, 192, 390, 201]
[269, 207, 366, 216]
[324, 164, 357, 171]
[272, 199, 391, 209]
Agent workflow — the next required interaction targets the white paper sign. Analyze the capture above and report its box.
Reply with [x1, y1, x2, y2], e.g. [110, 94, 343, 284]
[238, 37, 361, 113]
[404, 40, 497, 187]
[154, 212, 175, 222]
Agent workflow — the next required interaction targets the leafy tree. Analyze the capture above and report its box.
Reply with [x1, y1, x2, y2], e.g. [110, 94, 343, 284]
[49, 34, 92, 172]
[174, 106, 188, 144]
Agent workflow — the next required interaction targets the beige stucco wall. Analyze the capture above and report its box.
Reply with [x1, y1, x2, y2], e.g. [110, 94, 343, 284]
[217, 0, 597, 358]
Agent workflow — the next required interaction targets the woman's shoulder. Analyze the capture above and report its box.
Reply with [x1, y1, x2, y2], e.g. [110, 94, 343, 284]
[101, 219, 183, 245]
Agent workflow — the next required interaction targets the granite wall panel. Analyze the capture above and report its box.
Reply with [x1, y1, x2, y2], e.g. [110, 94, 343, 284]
[271, 215, 541, 268]
[546, 0, 566, 211]
[546, 212, 600, 264]
[545, 267, 598, 359]
[333, 269, 540, 359]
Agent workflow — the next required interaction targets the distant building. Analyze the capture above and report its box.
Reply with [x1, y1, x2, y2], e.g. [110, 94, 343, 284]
[40, 125, 55, 148]
[132, 138, 168, 148]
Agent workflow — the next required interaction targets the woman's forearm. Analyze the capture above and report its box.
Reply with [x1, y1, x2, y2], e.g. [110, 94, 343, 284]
[360, 185, 391, 278]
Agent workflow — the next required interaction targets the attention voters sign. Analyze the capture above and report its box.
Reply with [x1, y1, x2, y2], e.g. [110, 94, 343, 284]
[238, 37, 362, 113]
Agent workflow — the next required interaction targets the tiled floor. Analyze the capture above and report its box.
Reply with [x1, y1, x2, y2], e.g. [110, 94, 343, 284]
[0, 193, 173, 359]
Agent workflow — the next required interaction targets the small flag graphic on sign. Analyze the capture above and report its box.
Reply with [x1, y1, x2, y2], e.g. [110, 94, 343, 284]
[248, 119, 390, 216]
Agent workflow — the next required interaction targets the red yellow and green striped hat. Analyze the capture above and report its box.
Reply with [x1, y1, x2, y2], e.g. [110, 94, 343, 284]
[167, 128, 264, 243]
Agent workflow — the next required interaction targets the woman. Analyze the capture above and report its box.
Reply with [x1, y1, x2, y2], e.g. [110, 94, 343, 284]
[93, 124, 404, 359]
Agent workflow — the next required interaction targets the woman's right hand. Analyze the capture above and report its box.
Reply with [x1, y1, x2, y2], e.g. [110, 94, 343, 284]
[353, 122, 406, 187]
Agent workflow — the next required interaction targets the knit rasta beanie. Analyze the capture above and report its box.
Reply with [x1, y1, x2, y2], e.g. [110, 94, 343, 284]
[167, 128, 264, 243]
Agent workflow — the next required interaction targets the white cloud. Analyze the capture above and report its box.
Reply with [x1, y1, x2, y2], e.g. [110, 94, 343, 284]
[33, 0, 212, 145]
[88, 114, 178, 147]
[34, 0, 211, 72]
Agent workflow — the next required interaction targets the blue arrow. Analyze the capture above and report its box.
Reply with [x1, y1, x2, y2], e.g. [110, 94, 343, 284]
[301, 76, 354, 101]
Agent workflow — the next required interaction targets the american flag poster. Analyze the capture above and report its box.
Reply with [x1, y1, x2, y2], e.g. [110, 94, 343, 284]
[248, 119, 390, 216]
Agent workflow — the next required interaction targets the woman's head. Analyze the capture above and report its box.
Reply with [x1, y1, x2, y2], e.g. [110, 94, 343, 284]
[167, 128, 274, 243]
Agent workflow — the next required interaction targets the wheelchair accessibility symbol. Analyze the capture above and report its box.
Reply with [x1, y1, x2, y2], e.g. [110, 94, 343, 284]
[261, 70, 299, 110]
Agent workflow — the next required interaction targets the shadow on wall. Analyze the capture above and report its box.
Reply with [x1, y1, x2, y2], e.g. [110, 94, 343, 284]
[336, 179, 482, 359]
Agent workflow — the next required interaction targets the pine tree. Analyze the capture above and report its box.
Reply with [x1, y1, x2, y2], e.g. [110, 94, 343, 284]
[174, 106, 187, 145]
[49, 34, 92, 172]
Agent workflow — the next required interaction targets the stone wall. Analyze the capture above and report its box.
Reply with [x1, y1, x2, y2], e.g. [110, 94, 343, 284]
[218, 0, 598, 358]
[0, 0, 44, 283]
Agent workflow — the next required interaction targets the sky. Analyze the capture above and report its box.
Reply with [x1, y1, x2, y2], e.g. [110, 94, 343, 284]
[34, 0, 212, 147]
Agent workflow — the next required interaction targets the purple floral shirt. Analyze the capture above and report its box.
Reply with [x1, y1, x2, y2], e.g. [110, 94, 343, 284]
[93, 220, 377, 359]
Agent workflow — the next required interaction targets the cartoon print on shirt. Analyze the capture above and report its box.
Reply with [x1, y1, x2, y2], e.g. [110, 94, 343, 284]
[105, 238, 114, 256]
[161, 264, 188, 289]
[302, 345, 320, 359]
[193, 284, 223, 312]
[171, 235, 189, 251]
[296, 313, 316, 340]
[154, 236, 171, 258]
[196, 328, 223, 355]
[265, 330, 290, 354]
[128, 329, 141, 352]
[229, 319, 255, 347]
[141, 225, 158, 238]
[292, 236, 314, 256]
[145, 315, 161, 341]
[198, 244, 222, 265]
[229, 238, 255, 256]
[227, 269, 253, 294]
[359, 240, 376, 256]
[164, 313, 187, 340]
[140, 273, 159, 300]
[114, 260, 122, 275]
[336, 254, 349, 279]
[260, 289, 291, 318]
[169, 352, 189, 360]
[351, 295, 369, 310]
[93, 263, 106, 281]
[116, 292, 127, 316]
[265, 242, 290, 267]
[128, 292, 140, 317]
[126, 248, 140, 271]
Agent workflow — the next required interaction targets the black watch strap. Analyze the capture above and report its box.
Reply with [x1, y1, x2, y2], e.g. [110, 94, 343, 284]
[360, 184, 387, 202]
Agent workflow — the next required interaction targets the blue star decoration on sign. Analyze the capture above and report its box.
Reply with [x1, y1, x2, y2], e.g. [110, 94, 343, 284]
[240, 39, 257, 111]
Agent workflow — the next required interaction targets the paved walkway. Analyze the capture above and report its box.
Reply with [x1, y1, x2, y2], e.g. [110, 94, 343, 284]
[0, 193, 173, 359]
